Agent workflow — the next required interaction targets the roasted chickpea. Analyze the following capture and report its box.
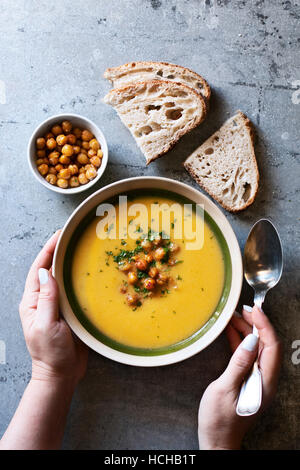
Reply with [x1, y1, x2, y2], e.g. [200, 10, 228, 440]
[89, 138, 100, 151]
[55, 163, 63, 172]
[77, 153, 89, 165]
[48, 167, 57, 175]
[79, 167, 86, 174]
[141, 239, 152, 252]
[126, 293, 139, 306]
[73, 145, 81, 154]
[59, 155, 71, 165]
[69, 176, 80, 187]
[48, 151, 60, 166]
[61, 144, 74, 157]
[169, 242, 180, 253]
[154, 247, 166, 261]
[157, 273, 169, 286]
[62, 120, 72, 133]
[148, 266, 158, 278]
[68, 164, 79, 175]
[153, 235, 162, 246]
[120, 285, 127, 294]
[90, 156, 101, 167]
[46, 138, 56, 150]
[45, 132, 54, 140]
[67, 134, 76, 145]
[37, 149, 46, 158]
[145, 253, 153, 263]
[58, 168, 71, 180]
[143, 278, 156, 290]
[81, 129, 93, 141]
[51, 125, 62, 136]
[81, 140, 90, 150]
[45, 173, 57, 185]
[78, 173, 88, 185]
[38, 164, 49, 176]
[88, 149, 96, 158]
[36, 158, 45, 166]
[119, 261, 132, 272]
[97, 149, 103, 158]
[80, 148, 88, 155]
[135, 258, 148, 271]
[86, 166, 97, 180]
[128, 271, 138, 285]
[56, 134, 68, 146]
[73, 128, 82, 139]
[57, 178, 68, 189]
[36, 137, 46, 149]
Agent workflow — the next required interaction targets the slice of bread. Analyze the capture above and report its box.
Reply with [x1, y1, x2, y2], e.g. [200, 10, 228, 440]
[184, 111, 259, 212]
[104, 61, 211, 102]
[104, 80, 207, 164]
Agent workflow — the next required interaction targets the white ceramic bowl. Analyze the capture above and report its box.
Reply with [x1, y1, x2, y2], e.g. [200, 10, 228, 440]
[28, 113, 108, 194]
[53, 176, 243, 367]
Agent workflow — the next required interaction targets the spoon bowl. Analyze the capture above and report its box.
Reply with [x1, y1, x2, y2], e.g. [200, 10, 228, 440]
[244, 219, 283, 298]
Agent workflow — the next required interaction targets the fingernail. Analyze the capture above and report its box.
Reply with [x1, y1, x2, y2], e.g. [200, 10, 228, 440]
[241, 334, 258, 352]
[38, 268, 49, 285]
[243, 305, 252, 312]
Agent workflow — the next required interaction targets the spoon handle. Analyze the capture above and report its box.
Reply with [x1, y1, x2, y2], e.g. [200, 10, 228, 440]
[236, 299, 263, 416]
[236, 361, 262, 416]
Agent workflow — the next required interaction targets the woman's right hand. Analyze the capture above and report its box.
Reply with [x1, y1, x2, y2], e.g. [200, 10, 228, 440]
[198, 306, 282, 450]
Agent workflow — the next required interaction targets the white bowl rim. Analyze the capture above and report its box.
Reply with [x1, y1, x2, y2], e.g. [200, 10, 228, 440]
[27, 113, 108, 194]
[53, 176, 243, 367]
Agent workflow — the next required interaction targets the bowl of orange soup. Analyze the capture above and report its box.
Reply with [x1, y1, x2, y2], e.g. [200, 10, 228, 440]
[53, 176, 243, 366]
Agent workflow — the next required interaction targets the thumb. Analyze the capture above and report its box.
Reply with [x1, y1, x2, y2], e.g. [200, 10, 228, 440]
[36, 268, 59, 327]
[220, 334, 259, 390]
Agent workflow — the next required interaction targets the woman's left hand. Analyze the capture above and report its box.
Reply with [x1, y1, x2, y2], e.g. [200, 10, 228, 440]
[19, 231, 88, 386]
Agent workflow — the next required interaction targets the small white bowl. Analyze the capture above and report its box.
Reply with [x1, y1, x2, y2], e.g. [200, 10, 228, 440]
[53, 176, 243, 367]
[28, 113, 108, 194]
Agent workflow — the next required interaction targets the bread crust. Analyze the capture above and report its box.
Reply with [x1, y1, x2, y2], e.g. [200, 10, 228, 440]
[104, 61, 211, 102]
[104, 79, 207, 164]
[184, 111, 259, 212]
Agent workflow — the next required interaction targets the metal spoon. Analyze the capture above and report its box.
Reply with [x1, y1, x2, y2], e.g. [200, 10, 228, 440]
[236, 218, 283, 417]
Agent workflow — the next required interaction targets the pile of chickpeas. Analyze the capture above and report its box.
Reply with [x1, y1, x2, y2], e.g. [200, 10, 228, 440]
[114, 234, 180, 307]
[35, 120, 103, 189]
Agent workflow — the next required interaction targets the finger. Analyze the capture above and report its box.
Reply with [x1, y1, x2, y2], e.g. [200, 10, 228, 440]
[250, 306, 282, 389]
[251, 306, 279, 346]
[219, 334, 259, 390]
[24, 231, 61, 293]
[35, 268, 59, 327]
[230, 313, 253, 338]
[242, 305, 254, 325]
[226, 323, 242, 352]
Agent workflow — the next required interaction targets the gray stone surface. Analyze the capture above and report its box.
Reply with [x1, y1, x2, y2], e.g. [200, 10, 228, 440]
[0, 0, 299, 450]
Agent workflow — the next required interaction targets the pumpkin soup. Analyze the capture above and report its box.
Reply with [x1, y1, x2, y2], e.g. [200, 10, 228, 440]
[68, 190, 227, 350]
